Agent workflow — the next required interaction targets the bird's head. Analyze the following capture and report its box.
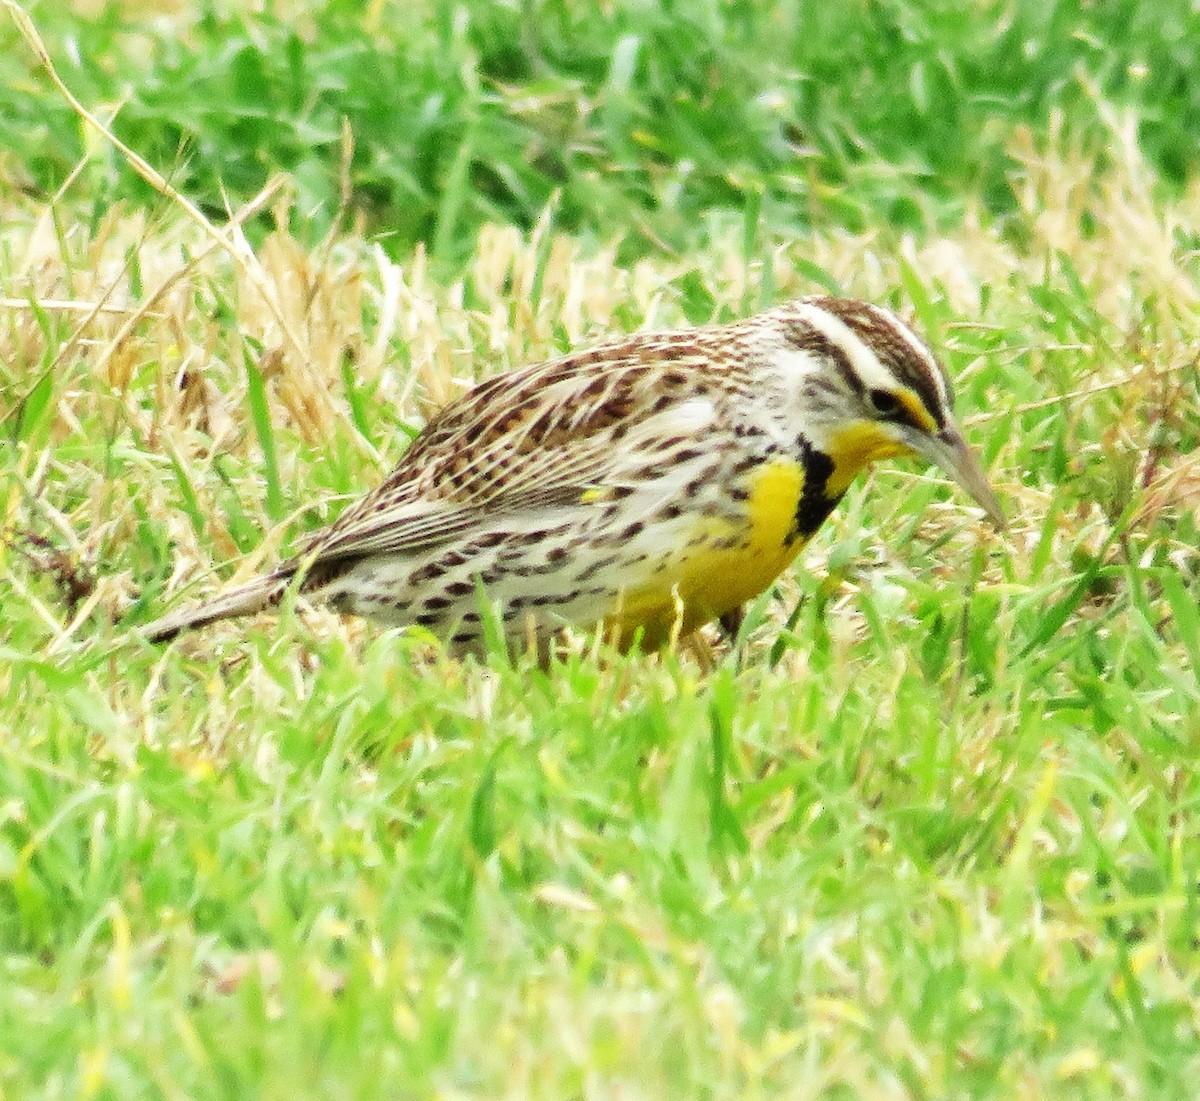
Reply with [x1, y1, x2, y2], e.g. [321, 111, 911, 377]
[771, 295, 1005, 528]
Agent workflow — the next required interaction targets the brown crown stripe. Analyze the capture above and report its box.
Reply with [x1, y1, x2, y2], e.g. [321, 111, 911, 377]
[816, 299, 947, 430]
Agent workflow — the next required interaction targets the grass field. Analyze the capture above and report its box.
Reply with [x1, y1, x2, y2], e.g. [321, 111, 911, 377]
[3, 1, 1200, 1097]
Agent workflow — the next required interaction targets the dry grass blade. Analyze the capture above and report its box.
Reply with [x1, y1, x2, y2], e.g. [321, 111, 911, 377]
[990, 353, 1200, 418]
[88, 178, 287, 389]
[0, 297, 162, 316]
[3, 0, 314, 373]
[0, 176, 287, 432]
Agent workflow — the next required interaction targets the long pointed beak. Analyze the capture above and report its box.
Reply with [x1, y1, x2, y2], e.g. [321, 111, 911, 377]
[908, 422, 1006, 530]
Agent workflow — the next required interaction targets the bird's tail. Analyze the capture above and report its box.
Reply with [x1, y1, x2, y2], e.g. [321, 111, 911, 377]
[142, 571, 293, 643]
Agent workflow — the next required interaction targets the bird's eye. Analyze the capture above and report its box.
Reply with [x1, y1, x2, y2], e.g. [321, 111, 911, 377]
[868, 389, 900, 417]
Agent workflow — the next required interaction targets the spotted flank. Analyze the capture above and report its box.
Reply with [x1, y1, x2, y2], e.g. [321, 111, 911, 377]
[143, 296, 1004, 651]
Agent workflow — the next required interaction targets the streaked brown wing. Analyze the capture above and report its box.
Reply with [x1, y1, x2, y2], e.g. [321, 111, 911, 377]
[292, 339, 722, 566]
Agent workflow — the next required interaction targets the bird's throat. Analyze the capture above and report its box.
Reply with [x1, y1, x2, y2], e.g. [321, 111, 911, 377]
[824, 422, 912, 499]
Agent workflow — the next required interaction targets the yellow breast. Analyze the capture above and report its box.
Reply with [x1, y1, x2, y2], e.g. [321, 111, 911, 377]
[612, 457, 808, 645]
[606, 423, 916, 647]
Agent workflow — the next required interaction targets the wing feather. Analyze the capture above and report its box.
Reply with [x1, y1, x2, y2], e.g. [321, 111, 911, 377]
[288, 342, 725, 568]
[299, 470, 603, 563]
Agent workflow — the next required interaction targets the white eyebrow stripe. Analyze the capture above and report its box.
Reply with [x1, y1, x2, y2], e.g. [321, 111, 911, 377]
[790, 301, 895, 392]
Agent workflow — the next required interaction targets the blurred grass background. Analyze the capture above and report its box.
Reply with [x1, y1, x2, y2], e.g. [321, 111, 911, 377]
[3, 2, 1200, 1098]
[6, 0, 1200, 263]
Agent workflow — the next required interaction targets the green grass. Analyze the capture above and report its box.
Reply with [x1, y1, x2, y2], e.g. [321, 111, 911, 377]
[3, 1, 1200, 1097]
[6, 0, 1200, 264]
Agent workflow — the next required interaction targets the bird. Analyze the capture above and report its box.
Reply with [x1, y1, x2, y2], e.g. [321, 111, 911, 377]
[143, 295, 1004, 652]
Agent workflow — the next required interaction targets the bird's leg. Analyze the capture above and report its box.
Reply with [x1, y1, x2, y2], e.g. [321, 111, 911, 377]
[718, 605, 746, 640]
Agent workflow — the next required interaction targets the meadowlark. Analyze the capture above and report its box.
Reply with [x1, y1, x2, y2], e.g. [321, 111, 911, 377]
[144, 296, 1004, 651]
